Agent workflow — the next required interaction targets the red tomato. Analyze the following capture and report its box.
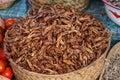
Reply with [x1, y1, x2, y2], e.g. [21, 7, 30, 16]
[0, 60, 6, 73]
[2, 67, 13, 80]
[0, 34, 3, 43]
[0, 48, 7, 61]
[5, 18, 17, 29]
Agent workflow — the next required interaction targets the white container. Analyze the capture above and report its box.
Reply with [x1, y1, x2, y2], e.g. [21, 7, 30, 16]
[102, 0, 120, 26]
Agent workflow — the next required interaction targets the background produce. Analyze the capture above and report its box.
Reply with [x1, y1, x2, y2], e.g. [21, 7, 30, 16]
[0, 17, 16, 80]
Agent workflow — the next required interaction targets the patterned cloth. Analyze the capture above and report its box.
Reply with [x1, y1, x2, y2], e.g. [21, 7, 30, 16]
[86, 0, 120, 46]
[0, 0, 29, 18]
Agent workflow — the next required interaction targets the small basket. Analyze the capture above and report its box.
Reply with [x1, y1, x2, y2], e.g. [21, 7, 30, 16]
[99, 42, 120, 80]
[28, 0, 89, 11]
[5, 39, 111, 80]
[0, 0, 15, 9]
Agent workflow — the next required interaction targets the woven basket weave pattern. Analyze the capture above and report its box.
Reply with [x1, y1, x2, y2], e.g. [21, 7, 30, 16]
[29, 0, 89, 11]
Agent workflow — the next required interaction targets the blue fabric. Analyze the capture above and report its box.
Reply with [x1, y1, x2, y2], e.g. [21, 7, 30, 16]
[0, 0, 29, 18]
[86, 0, 120, 46]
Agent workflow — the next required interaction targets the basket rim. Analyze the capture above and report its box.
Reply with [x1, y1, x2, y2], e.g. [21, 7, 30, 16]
[0, 0, 15, 5]
[6, 38, 111, 77]
[28, 0, 90, 8]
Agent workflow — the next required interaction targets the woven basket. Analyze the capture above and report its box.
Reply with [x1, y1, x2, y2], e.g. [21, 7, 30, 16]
[28, 0, 89, 11]
[0, 0, 15, 9]
[99, 42, 120, 80]
[5, 39, 111, 80]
